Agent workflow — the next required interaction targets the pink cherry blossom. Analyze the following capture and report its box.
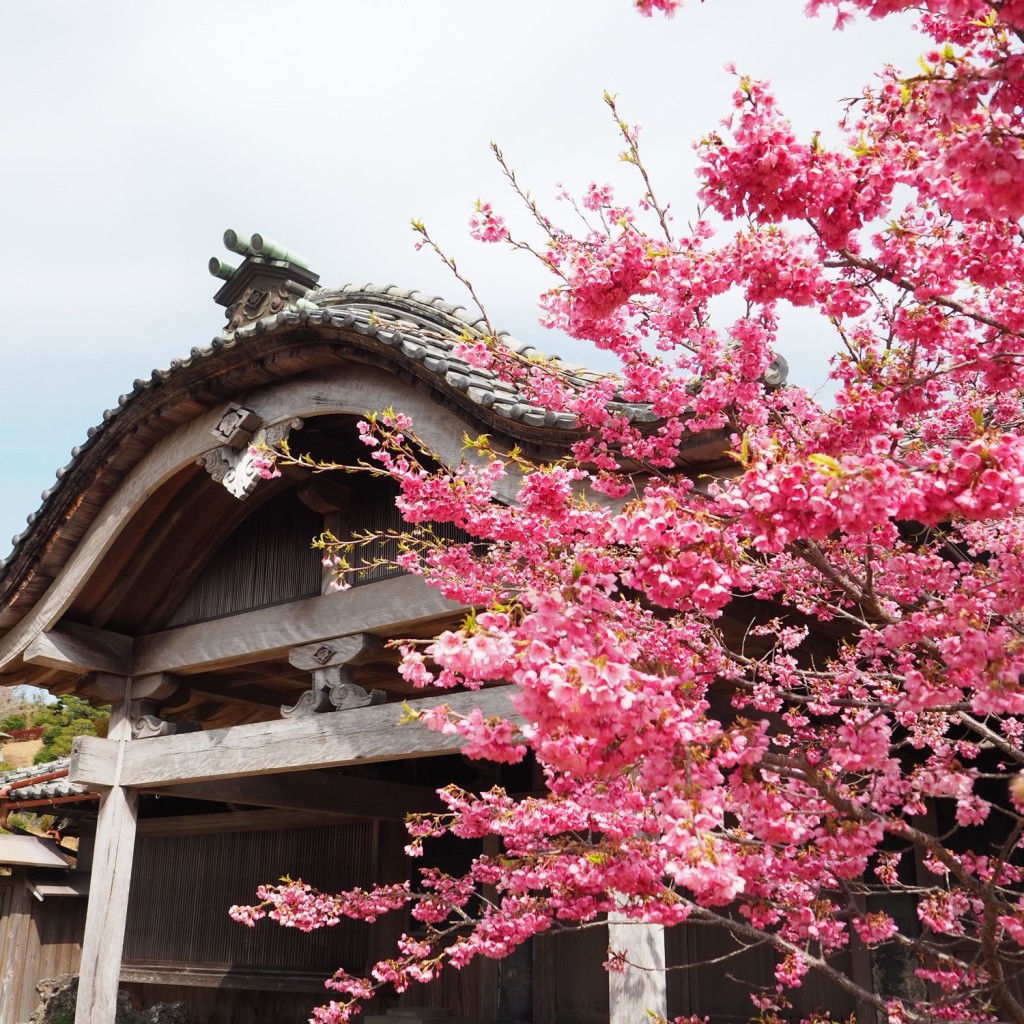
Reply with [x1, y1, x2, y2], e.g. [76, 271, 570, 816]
[234, 4, 1024, 1022]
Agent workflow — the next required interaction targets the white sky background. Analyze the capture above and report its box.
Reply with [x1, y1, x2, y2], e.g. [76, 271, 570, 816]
[0, 1, 926, 557]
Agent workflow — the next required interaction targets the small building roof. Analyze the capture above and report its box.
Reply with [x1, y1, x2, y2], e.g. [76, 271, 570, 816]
[0, 834, 72, 869]
[0, 757, 90, 801]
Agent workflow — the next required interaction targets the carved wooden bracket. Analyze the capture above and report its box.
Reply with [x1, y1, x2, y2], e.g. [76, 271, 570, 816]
[130, 699, 172, 739]
[280, 665, 386, 718]
[127, 675, 196, 739]
[197, 412, 303, 500]
[210, 403, 262, 449]
[128, 712, 199, 745]
[75, 672, 189, 739]
[282, 634, 385, 718]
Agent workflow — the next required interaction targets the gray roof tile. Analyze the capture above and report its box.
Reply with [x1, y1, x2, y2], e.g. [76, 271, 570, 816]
[0, 758, 91, 801]
[0, 279, 701, 575]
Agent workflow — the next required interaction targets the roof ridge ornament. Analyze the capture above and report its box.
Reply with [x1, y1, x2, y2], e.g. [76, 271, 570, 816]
[209, 229, 320, 332]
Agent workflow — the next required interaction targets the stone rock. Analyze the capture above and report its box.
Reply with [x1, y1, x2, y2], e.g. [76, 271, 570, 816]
[25, 974, 77, 1024]
[134, 1002, 190, 1024]
[22, 975, 188, 1024]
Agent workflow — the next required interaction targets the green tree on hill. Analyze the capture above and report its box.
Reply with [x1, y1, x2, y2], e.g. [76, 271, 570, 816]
[32, 695, 109, 764]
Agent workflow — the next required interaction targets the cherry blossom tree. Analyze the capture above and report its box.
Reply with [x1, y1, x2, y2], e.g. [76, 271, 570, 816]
[232, 2, 1024, 1021]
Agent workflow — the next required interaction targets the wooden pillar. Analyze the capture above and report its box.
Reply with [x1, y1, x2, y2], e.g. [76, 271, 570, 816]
[74, 694, 138, 1024]
[607, 914, 667, 1024]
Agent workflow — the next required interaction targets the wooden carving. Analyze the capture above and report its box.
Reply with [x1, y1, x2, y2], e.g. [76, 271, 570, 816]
[225, 281, 293, 332]
[281, 665, 386, 719]
[129, 698, 200, 740]
[196, 416, 303, 500]
[211, 404, 262, 449]
[288, 633, 382, 671]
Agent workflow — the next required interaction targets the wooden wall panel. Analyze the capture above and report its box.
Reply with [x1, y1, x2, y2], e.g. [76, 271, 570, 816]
[397, 954, 484, 1021]
[120, 980, 336, 1024]
[164, 492, 323, 628]
[3, 876, 39, 1024]
[666, 919, 774, 1022]
[0, 874, 86, 1024]
[0, 880, 20, 1024]
[33, 895, 85, 982]
[123, 823, 372, 974]
[533, 926, 610, 1024]
[666, 919, 857, 1023]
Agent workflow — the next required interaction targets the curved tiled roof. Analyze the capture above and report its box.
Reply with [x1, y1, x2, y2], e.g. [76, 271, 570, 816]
[0, 758, 89, 801]
[0, 282, 653, 579]
[0, 246, 786, 638]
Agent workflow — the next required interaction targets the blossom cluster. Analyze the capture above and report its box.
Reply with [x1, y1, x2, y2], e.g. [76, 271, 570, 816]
[236, 3, 1024, 1023]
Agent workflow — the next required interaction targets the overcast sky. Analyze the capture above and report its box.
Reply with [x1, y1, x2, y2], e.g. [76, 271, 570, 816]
[0, 2, 925, 557]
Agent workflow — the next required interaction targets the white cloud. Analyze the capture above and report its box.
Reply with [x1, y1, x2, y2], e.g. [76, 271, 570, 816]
[0, 1, 924, 552]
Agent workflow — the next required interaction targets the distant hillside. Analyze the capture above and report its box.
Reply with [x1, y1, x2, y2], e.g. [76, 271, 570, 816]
[1, 738, 45, 768]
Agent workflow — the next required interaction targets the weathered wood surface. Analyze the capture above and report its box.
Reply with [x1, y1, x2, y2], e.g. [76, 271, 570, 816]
[74, 700, 138, 1024]
[71, 686, 519, 788]
[78, 670, 142, 702]
[23, 621, 132, 675]
[132, 573, 463, 676]
[607, 914, 667, 1024]
[118, 963, 336, 992]
[0, 875, 32, 1024]
[0, 365, 513, 674]
[289, 632, 382, 670]
[158, 771, 443, 820]
[533, 925, 611, 1024]
[136, 806, 353, 837]
[20, 578, 460, 686]
[0, 834, 73, 868]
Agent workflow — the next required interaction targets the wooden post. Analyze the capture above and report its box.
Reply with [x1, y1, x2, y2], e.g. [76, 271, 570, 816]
[74, 693, 138, 1024]
[607, 913, 667, 1024]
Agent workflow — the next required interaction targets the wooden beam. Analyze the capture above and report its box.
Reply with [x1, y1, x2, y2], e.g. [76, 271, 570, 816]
[155, 771, 443, 820]
[118, 963, 333, 993]
[74, 698, 138, 1024]
[131, 573, 464, 676]
[289, 632, 382, 670]
[167, 677, 294, 711]
[137, 807, 355, 837]
[70, 686, 518, 789]
[23, 622, 132, 676]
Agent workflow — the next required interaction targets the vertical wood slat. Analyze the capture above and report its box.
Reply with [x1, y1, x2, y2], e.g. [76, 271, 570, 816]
[165, 495, 322, 627]
[163, 477, 471, 626]
[17, 880, 40, 1024]
[0, 874, 87, 1024]
[122, 823, 373, 972]
[0, 877, 31, 1024]
[533, 926, 610, 1024]
[352, 475, 472, 586]
[665, 919, 858, 1022]
[667, 920, 774, 1022]
[34, 899, 84, 1007]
